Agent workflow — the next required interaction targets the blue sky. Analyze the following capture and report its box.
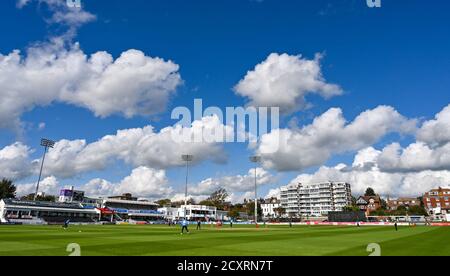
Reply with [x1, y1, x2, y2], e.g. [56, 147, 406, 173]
[1, 0, 450, 200]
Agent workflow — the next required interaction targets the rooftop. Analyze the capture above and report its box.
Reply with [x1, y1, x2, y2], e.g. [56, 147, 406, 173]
[2, 199, 84, 210]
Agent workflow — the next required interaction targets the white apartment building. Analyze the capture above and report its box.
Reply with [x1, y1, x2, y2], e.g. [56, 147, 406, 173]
[280, 184, 300, 216]
[280, 182, 352, 217]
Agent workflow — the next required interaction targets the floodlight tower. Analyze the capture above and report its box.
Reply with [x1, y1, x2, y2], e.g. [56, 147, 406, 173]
[34, 138, 56, 201]
[250, 156, 262, 226]
[182, 154, 194, 218]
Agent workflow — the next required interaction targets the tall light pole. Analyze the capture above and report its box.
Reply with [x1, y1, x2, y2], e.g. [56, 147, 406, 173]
[182, 154, 194, 219]
[34, 138, 55, 201]
[250, 156, 262, 226]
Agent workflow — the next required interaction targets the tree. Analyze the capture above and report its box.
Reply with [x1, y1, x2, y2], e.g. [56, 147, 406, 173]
[155, 199, 171, 207]
[232, 203, 245, 213]
[199, 200, 214, 207]
[417, 196, 425, 208]
[246, 201, 262, 219]
[407, 205, 428, 216]
[393, 206, 407, 216]
[208, 188, 228, 202]
[0, 179, 16, 200]
[228, 209, 240, 220]
[274, 207, 286, 218]
[343, 206, 360, 212]
[201, 188, 229, 210]
[380, 198, 388, 210]
[365, 188, 376, 197]
[21, 194, 56, 202]
[351, 196, 357, 206]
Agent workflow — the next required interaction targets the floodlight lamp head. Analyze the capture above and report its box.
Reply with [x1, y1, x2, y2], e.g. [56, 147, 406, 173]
[182, 155, 194, 162]
[40, 138, 56, 148]
[250, 156, 262, 163]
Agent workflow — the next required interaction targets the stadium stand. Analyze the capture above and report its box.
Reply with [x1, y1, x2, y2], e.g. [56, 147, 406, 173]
[0, 199, 97, 225]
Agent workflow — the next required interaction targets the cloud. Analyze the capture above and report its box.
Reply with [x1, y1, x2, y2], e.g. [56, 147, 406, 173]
[377, 142, 450, 173]
[45, 116, 228, 178]
[6, 1, 181, 129]
[60, 49, 182, 118]
[77, 167, 272, 203]
[289, 147, 450, 198]
[265, 188, 281, 199]
[170, 193, 208, 204]
[114, 167, 173, 199]
[16, 176, 59, 196]
[0, 40, 182, 130]
[0, 116, 230, 180]
[257, 105, 417, 171]
[229, 191, 257, 204]
[417, 104, 450, 146]
[359, 104, 450, 173]
[234, 53, 342, 113]
[189, 168, 275, 196]
[170, 168, 276, 204]
[286, 104, 450, 197]
[81, 178, 116, 198]
[352, 147, 381, 169]
[65, 167, 172, 199]
[17, 0, 96, 29]
[0, 143, 34, 180]
[14, 167, 171, 200]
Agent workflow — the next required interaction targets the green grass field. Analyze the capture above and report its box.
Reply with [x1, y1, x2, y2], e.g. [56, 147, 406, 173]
[0, 224, 449, 256]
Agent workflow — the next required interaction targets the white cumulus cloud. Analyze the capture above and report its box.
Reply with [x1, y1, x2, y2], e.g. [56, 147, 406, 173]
[257, 105, 417, 171]
[189, 168, 275, 196]
[234, 53, 342, 113]
[0, 116, 230, 180]
[286, 104, 450, 197]
[377, 142, 450, 173]
[72, 167, 173, 199]
[0, 41, 182, 129]
[368, 104, 450, 173]
[0, 143, 34, 180]
[417, 104, 450, 146]
[16, 176, 60, 196]
[17, 0, 96, 28]
[265, 188, 281, 199]
[80, 167, 272, 202]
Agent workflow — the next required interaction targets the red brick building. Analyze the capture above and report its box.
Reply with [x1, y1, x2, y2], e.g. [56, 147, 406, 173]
[387, 198, 421, 211]
[356, 196, 381, 215]
[423, 187, 450, 214]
